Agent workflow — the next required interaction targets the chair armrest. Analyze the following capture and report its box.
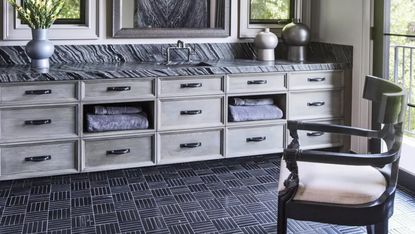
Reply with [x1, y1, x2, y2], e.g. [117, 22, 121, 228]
[287, 149, 400, 168]
[287, 121, 381, 139]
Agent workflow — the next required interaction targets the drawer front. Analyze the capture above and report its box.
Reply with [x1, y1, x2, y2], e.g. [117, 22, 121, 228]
[228, 73, 286, 93]
[1, 105, 78, 141]
[1, 82, 78, 104]
[82, 79, 154, 101]
[84, 136, 153, 169]
[159, 97, 223, 130]
[159, 130, 223, 162]
[289, 90, 343, 120]
[289, 71, 344, 90]
[1, 141, 77, 176]
[292, 120, 343, 149]
[160, 77, 223, 97]
[227, 125, 284, 157]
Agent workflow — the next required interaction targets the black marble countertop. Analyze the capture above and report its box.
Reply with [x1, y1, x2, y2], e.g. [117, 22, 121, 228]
[0, 59, 349, 83]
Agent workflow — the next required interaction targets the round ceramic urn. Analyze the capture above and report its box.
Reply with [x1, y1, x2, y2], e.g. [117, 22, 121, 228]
[254, 28, 278, 61]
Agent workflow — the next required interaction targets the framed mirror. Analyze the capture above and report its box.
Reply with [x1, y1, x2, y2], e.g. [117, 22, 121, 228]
[239, 0, 308, 38]
[112, 0, 231, 38]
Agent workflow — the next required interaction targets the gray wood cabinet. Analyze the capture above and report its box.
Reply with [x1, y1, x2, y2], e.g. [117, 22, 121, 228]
[0, 70, 345, 180]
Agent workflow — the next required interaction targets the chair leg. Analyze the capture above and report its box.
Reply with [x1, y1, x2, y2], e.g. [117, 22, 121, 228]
[366, 219, 388, 234]
[277, 197, 288, 234]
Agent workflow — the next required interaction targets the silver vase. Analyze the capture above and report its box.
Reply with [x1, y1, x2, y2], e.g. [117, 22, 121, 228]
[282, 19, 311, 62]
[26, 29, 54, 71]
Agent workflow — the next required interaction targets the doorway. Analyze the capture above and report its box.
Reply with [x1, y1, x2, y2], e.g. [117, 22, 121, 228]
[375, 0, 415, 186]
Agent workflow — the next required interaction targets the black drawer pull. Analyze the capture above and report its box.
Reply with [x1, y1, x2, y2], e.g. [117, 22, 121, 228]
[307, 132, 325, 137]
[308, 78, 326, 82]
[25, 155, 52, 162]
[106, 149, 131, 155]
[246, 137, 267, 142]
[180, 142, 202, 148]
[107, 86, 131, 92]
[24, 119, 52, 125]
[247, 80, 267, 85]
[307, 101, 325, 107]
[180, 110, 202, 115]
[25, 89, 52, 95]
[181, 83, 203, 88]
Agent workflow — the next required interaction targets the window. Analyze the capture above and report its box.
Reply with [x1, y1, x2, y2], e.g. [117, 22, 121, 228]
[21, 0, 86, 24]
[3, 0, 98, 40]
[55, 0, 86, 24]
[249, 0, 294, 25]
[239, 0, 306, 38]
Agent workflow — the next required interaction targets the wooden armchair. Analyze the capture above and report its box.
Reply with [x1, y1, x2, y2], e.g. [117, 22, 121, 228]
[278, 76, 406, 234]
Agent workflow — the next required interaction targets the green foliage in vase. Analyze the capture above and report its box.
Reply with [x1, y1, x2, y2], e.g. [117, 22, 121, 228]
[7, 0, 65, 29]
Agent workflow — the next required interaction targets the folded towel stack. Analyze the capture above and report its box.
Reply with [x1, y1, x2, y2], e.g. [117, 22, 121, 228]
[229, 98, 284, 122]
[87, 106, 149, 132]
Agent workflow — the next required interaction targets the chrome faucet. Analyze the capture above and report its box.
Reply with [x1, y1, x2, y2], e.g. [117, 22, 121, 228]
[166, 40, 192, 63]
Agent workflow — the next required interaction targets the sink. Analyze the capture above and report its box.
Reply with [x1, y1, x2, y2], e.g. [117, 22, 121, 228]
[156, 61, 213, 67]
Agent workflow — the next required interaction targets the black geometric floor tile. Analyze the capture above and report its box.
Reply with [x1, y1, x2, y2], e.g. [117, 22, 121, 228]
[167, 223, 193, 234]
[166, 216, 189, 229]
[22, 220, 47, 233]
[0, 155, 414, 233]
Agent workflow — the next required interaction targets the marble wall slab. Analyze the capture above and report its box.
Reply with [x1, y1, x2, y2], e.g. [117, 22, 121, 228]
[134, 0, 209, 28]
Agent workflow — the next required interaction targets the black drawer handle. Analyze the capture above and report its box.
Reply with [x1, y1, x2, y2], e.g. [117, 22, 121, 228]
[180, 142, 202, 148]
[307, 101, 325, 107]
[180, 110, 202, 115]
[181, 83, 203, 88]
[25, 89, 52, 95]
[106, 149, 131, 155]
[308, 78, 326, 82]
[25, 155, 52, 162]
[246, 137, 267, 142]
[107, 86, 131, 92]
[247, 80, 267, 85]
[24, 119, 52, 125]
[307, 131, 325, 137]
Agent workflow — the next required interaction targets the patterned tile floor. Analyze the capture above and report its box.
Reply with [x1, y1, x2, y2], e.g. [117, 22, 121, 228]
[0, 155, 414, 234]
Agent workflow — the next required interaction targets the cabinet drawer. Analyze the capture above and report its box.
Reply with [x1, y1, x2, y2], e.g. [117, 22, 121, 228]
[228, 73, 286, 94]
[0, 82, 78, 104]
[289, 71, 344, 90]
[290, 120, 343, 150]
[159, 97, 223, 130]
[1, 105, 78, 142]
[82, 79, 154, 101]
[84, 135, 154, 170]
[227, 125, 284, 157]
[289, 90, 343, 120]
[1, 141, 78, 176]
[159, 129, 223, 163]
[159, 76, 223, 97]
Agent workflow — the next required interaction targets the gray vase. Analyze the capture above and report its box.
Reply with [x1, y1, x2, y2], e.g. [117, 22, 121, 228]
[26, 29, 54, 71]
[282, 19, 311, 62]
[254, 28, 278, 61]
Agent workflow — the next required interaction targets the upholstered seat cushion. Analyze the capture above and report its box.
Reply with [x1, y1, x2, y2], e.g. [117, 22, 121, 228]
[278, 160, 387, 205]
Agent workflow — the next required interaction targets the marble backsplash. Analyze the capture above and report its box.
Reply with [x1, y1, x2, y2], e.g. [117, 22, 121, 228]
[0, 42, 352, 66]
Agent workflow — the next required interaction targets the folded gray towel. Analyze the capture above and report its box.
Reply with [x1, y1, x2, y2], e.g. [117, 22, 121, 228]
[94, 106, 143, 115]
[87, 113, 149, 132]
[229, 105, 284, 122]
[231, 98, 274, 106]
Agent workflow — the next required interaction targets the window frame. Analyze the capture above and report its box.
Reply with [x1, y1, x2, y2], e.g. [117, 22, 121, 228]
[238, 0, 310, 38]
[2, 0, 99, 40]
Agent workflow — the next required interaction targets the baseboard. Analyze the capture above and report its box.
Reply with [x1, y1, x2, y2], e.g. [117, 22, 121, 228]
[398, 169, 415, 192]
